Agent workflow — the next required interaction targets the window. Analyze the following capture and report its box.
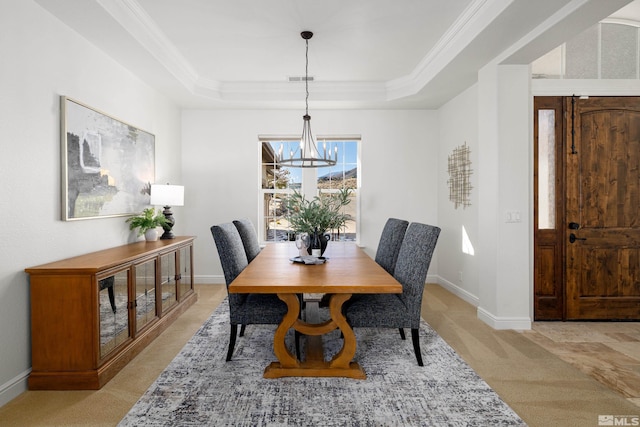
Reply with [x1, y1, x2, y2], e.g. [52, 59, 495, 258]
[537, 109, 555, 229]
[260, 137, 359, 243]
[532, 22, 640, 79]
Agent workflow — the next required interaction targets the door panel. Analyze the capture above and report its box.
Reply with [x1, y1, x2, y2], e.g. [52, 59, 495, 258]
[534, 97, 565, 320]
[565, 97, 640, 320]
[535, 245, 562, 315]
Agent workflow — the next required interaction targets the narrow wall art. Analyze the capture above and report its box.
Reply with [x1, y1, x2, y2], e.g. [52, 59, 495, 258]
[447, 142, 473, 209]
[61, 96, 155, 220]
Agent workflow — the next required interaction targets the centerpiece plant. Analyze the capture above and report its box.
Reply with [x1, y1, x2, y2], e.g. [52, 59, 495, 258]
[286, 188, 352, 254]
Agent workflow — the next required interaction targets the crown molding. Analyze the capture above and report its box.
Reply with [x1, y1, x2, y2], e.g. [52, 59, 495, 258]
[386, 0, 504, 100]
[97, 0, 204, 93]
[96, 0, 499, 105]
[92, 0, 604, 108]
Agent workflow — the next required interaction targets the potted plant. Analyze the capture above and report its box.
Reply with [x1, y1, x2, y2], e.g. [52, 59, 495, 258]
[126, 207, 168, 241]
[286, 188, 352, 254]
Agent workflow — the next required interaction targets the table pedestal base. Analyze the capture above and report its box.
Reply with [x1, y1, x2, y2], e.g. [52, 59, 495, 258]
[267, 293, 366, 379]
[264, 361, 366, 379]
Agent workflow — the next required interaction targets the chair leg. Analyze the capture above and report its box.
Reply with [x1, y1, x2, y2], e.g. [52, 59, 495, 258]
[239, 324, 246, 337]
[226, 324, 238, 362]
[398, 328, 406, 340]
[107, 285, 117, 313]
[411, 328, 424, 366]
[296, 293, 305, 359]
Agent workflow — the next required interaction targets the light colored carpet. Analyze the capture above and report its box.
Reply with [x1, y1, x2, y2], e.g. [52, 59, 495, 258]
[119, 299, 525, 426]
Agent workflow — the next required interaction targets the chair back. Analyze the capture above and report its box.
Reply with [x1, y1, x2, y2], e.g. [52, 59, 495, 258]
[211, 223, 250, 312]
[210, 223, 249, 286]
[394, 222, 440, 327]
[374, 218, 409, 274]
[233, 218, 261, 263]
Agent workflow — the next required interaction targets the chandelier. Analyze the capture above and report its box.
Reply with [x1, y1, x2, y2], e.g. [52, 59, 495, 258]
[278, 31, 337, 168]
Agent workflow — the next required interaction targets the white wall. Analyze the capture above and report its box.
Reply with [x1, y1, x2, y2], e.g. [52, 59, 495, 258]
[181, 109, 440, 283]
[437, 66, 533, 330]
[475, 64, 532, 329]
[437, 85, 480, 305]
[494, 65, 532, 323]
[0, 1, 181, 406]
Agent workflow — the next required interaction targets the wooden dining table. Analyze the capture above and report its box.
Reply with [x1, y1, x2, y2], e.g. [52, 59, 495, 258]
[228, 242, 402, 379]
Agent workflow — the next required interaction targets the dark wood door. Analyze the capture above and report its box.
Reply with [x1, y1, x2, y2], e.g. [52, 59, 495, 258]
[534, 97, 565, 320]
[565, 96, 640, 320]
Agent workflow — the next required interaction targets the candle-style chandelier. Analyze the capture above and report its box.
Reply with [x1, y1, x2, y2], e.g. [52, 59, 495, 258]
[278, 31, 337, 168]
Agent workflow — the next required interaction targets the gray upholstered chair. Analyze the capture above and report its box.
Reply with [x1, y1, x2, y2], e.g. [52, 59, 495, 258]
[326, 218, 408, 309]
[345, 222, 441, 366]
[233, 218, 262, 263]
[211, 223, 289, 361]
[375, 218, 409, 274]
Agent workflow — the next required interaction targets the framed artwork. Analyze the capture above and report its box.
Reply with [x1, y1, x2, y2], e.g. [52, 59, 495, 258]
[61, 96, 155, 221]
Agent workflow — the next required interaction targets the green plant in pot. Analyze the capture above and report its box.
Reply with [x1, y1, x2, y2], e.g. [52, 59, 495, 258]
[286, 188, 352, 255]
[126, 207, 168, 241]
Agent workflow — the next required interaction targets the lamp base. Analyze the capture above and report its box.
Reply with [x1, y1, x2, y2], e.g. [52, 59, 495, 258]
[160, 206, 176, 239]
[160, 229, 176, 240]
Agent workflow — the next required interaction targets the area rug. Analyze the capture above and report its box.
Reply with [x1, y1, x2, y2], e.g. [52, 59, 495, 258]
[119, 300, 526, 426]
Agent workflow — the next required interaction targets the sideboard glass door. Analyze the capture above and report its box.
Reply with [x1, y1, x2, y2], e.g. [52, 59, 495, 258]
[160, 252, 178, 313]
[178, 245, 193, 300]
[134, 258, 157, 333]
[98, 269, 130, 359]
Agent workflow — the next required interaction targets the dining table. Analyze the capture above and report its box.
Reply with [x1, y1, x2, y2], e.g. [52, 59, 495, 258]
[228, 241, 403, 379]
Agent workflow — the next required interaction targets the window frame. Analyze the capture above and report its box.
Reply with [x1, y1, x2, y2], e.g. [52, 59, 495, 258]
[258, 135, 361, 245]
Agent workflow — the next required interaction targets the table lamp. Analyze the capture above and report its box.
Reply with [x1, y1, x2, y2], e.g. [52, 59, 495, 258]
[150, 184, 184, 239]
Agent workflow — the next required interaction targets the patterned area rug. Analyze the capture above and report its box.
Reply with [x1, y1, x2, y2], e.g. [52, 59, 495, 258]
[119, 300, 526, 426]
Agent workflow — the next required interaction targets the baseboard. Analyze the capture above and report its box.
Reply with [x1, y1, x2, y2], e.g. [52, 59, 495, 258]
[435, 276, 480, 307]
[0, 368, 29, 408]
[195, 275, 225, 285]
[477, 306, 531, 330]
[434, 277, 531, 331]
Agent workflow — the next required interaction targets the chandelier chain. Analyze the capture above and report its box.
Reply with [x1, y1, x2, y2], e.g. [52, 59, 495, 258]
[305, 38, 309, 116]
[278, 30, 336, 168]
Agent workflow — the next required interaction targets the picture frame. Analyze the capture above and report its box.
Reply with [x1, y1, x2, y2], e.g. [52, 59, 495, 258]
[61, 96, 155, 221]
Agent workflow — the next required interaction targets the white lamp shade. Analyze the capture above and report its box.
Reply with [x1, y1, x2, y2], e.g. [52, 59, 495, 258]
[150, 184, 184, 206]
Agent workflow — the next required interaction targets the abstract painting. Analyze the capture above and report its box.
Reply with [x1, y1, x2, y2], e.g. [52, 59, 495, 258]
[61, 96, 155, 220]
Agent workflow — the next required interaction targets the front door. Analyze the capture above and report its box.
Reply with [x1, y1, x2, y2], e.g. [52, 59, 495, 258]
[565, 96, 640, 320]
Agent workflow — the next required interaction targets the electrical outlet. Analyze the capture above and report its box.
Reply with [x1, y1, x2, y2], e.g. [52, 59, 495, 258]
[459, 271, 463, 283]
[505, 210, 522, 223]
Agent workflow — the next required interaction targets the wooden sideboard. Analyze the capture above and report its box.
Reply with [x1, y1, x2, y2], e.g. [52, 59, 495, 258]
[25, 236, 197, 390]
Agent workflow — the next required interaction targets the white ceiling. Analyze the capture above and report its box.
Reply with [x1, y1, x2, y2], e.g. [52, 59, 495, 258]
[35, 0, 638, 109]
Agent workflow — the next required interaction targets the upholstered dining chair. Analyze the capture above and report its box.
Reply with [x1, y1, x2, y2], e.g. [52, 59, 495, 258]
[345, 222, 441, 366]
[233, 218, 262, 263]
[325, 217, 408, 309]
[375, 218, 409, 274]
[210, 223, 289, 361]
